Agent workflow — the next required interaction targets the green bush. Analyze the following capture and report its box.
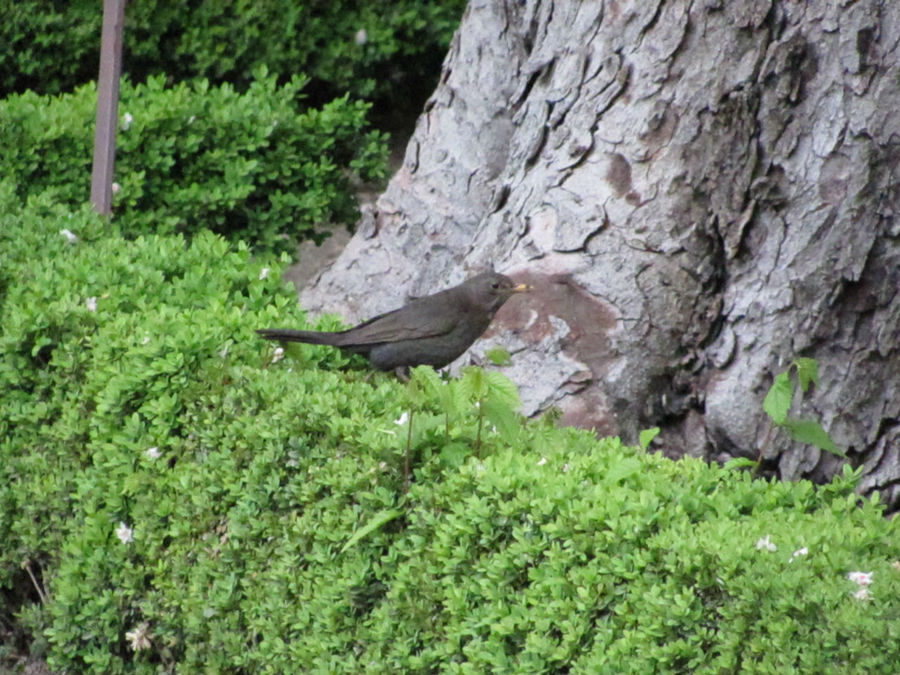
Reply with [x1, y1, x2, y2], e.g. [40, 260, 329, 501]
[0, 72, 387, 255]
[0, 0, 466, 106]
[2, 192, 900, 673]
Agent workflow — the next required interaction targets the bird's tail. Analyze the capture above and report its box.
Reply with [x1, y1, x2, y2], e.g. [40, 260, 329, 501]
[255, 328, 339, 345]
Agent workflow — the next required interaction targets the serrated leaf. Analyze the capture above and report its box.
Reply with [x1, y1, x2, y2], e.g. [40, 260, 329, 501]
[782, 418, 844, 456]
[459, 366, 487, 403]
[763, 372, 793, 425]
[482, 397, 520, 444]
[638, 427, 660, 451]
[340, 508, 402, 554]
[484, 370, 521, 410]
[794, 358, 819, 393]
[439, 442, 469, 468]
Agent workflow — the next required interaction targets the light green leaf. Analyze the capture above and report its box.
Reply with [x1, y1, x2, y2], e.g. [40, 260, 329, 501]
[793, 358, 820, 393]
[724, 457, 759, 470]
[763, 372, 793, 425]
[485, 345, 512, 366]
[482, 397, 520, 444]
[638, 427, 660, 451]
[782, 418, 844, 456]
[484, 370, 521, 410]
[341, 509, 402, 554]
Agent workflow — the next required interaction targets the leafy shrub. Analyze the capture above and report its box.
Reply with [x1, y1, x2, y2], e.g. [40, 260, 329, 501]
[0, 0, 466, 106]
[2, 192, 900, 673]
[0, 72, 387, 254]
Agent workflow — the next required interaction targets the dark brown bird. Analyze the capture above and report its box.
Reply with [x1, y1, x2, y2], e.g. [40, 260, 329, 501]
[257, 272, 530, 371]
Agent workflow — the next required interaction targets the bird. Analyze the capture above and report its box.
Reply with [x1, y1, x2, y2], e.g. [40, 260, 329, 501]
[257, 271, 531, 372]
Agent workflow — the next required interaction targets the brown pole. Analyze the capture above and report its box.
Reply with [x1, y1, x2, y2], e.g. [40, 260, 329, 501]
[90, 0, 127, 215]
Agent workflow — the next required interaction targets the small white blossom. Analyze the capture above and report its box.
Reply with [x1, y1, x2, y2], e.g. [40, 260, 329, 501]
[848, 571, 873, 587]
[141, 336, 151, 345]
[259, 267, 270, 280]
[354, 28, 368, 45]
[562, 463, 571, 473]
[111, 182, 121, 194]
[116, 522, 134, 544]
[788, 547, 808, 563]
[271, 347, 285, 363]
[125, 622, 151, 651]
[59, 228, 78, 244]
[394, 412, 409, 426]
[755, 535, 776, 552]
[219, 345, 229, 359]
[122, 112, 133, 130]
[536, 457, 548, 466]
[85, 297, 98, 312]
[145, 446, 161, 460]
[853, 587, 871, 601]
[188, 115, 196, 124]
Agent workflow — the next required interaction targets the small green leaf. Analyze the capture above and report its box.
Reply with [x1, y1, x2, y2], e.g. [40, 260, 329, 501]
[485, 346, 512, 366]
[793, 358, 819, 393]
[439, 442, 469, 468]
[638, 427, 660, 451]
[782, 418, 844, 456]
[724, 457, 759, 470]
[341, 509, 402, 554]
[763, 372, 793, 425]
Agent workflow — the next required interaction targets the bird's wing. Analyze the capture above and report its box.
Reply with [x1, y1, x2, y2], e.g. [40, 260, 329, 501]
[335, 293, 460, 346]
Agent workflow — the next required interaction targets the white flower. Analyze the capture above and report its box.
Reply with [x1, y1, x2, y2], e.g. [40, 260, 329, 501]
[259, 267, 270, 280]
[536, 457, 548, 466]
[145, 447, 161, 460]
[122, 112, 133, 130]
[354, 28, 368, 45]
[188, 115, 196, 124]
[59, 228, 78, 244]
[848, 571, 873, 587]
[125, 622, 151, 651]
[853, 587, 871, 601]
[85, 297, 98, 312]
[111, 182, 121, 194]
[116, 522, 134, 544]
[788, 547, 808, 563]
[394, 412, 409, 426]
[271, 347, 285, 363]
[755, 535, 776, 552]
[219, 345, 229, 359]
[141, 336, 151, 345]
[562, 463, 571, 473]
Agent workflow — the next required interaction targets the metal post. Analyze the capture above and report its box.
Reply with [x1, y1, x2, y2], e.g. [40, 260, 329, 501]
[90, 0, 127, 215]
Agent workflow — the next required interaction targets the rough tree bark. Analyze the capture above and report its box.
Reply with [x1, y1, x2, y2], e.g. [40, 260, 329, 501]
[301, 0, 900, 505]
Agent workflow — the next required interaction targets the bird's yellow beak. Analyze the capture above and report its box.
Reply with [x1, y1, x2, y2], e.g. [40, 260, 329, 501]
[512, 283, 532, 293]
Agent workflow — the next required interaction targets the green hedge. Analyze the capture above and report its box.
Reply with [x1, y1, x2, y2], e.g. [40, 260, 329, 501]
[2, 193, 900, 673]
[0, 0, 466, 105]
[0, 72, 387, 255]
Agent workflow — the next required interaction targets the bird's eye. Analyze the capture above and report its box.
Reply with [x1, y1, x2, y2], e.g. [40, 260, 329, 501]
[491, 281, 500, 290]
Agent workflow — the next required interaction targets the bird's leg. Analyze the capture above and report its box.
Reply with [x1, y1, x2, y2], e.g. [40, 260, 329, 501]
[394, 366, 411, 382]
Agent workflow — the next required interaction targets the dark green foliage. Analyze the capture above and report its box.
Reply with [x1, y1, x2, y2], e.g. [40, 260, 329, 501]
[0, 0, 466, 107]
[0, 73, 387, 255]
[3, 195, 900, 673]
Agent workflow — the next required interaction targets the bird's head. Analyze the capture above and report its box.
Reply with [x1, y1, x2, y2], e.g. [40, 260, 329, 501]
[465, 272, 532, 313]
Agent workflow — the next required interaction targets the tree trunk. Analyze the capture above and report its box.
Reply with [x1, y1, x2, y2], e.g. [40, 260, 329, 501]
[301, 0, 900, 506]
